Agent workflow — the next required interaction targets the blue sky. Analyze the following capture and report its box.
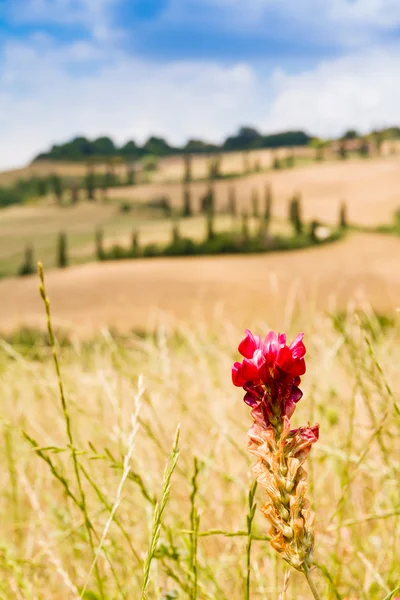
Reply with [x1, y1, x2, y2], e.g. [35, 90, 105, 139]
[1, 0, 400, 168]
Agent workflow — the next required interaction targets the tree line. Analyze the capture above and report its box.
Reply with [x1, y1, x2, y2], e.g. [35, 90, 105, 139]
[18, 185, 349, 276]
[34, 128, 313, 162]
[33, 124, 400, 163]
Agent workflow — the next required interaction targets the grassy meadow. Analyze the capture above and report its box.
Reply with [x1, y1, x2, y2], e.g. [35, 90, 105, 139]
[0, 291, 399, 599]
[0, 146, 399, 600]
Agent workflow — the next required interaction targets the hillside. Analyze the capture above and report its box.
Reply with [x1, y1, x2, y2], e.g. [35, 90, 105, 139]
[1, 232, 399, 335]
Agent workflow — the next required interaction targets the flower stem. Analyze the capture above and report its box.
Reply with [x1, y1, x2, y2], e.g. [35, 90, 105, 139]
[303, 564, 322, 600]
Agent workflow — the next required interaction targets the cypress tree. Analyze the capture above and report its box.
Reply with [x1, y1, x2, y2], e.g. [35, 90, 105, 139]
[338, 141, 347, 160]
[95, 227, 104, 260]
[201, 183, 215, 215]
[70, 181, 79, 204]
[57, 231, 68, 268]
[208, 157, 221, 180]
[339, 201, 348, 229]
[51, 174, 64, 204]
[289, 194, 303, 235]
[206, 210, 215, 241]
[265, 183, 272, 224]
[126, 164, 136, 185]
[272, 155, 281, 170]
[228, 186, 237, 219]
[172, 221, 181, 244]
[19, 244, 35, 276]
[132, 229, 139, 256]
[184, 154, 192, 183]
[85, 167, 96, 201]
[241, 212, 250, 243]
[258, 217, 269, 247]
[183, 184, 192, 217]
[252, 188, 259, 218]
[309, 219, 319, 243]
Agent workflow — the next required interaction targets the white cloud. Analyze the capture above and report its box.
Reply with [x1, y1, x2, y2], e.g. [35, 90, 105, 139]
[0, 37, 260, 169]
[2, 30, 400, 170]
[263, 46, 400, 136]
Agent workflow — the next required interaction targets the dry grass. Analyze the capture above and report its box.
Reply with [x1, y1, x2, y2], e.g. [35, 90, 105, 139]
[0, 295, 398, 598]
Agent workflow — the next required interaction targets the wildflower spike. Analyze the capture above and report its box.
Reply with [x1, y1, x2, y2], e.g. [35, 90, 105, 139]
[233, 330, 319, 573]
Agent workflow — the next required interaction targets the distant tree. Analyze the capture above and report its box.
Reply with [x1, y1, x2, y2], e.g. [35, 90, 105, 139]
[182, 184, 192, 217]
[92, 136, 116, 156]
[342, 129, 359, 140]
[0, 186, 23, 207]
[208, 156, 222, 180]
[309, 219, 320, 243]
[95, 227, 104, 260]
[258, 217, 269, 246]
[289, 194, 303, 235]
[85, 167, 96, 201]
[57, 231, 68, 268]
[105, 163, 117, 188]
[272, 155, 281, 170]
[121, 140, 140, 160]
[19, 244, 35, 276]
[50, 174, 64, 204]
[338, 141, 347, 160]
[206, 211, 215, 241]
[264, 184, 272, 224]
[228, 186, 237, 219]
[143, 136, 173, 156]
[241, 212, 250, 242]
[132, 229, 139, 255]
[339, 201, 348, 229]
[358, 138, 369, 157]
[201, 184, 215, 215]
[371, 131, 383, 155]
[252, 188, 259, 218]
[172, 221, 181, 244]
[184, 154, 192, 183]
[223, 127, 263, 151]
[126, 163, 136, 185]
[36, 178, 48, 197]
[70, 181, 79, 204]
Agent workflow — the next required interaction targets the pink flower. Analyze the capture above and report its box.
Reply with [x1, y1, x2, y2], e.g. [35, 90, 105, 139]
[232, 330, 306, 425]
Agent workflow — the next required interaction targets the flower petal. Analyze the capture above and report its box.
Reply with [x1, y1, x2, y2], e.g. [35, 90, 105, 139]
[238, 329, 260, 359]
